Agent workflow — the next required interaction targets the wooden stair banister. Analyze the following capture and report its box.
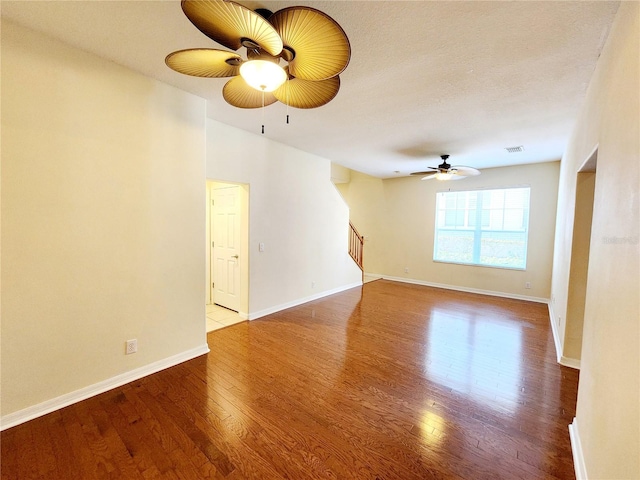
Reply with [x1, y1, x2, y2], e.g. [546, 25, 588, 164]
[348, 221, 364, 282]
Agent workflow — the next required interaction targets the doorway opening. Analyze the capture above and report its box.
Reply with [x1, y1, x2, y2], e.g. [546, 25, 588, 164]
[205, 180, 249, 331]
[564, 147, 597, 366]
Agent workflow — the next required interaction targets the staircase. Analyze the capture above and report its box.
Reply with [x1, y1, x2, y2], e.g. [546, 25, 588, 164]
[349, 221, 364, 282]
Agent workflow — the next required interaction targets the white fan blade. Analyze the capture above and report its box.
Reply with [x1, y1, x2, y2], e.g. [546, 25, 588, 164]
[421, 173, 437, 180]
[452, 166, 480, 176]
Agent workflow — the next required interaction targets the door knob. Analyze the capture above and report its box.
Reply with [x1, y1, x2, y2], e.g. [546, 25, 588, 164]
[232, 254, 239, 259]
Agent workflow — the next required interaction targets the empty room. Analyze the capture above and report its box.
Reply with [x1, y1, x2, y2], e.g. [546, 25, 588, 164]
[1, 1, 638, 479]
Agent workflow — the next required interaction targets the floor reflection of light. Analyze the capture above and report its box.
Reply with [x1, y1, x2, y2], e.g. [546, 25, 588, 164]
[424, 308, 523, 413]
[418, 410, 445, 447]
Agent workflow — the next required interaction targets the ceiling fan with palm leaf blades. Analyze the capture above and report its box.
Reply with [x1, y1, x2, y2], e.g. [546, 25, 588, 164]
[410, 155, 481, 181]
[165, 0, 350, 122]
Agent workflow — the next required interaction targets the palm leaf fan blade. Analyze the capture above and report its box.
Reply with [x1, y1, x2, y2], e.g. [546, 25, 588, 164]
[165, 49, 241, 77]
[181, 0, 283, 55]
[453, 166, 481, 176]
[223, 76, 278, 109]
[274, 76, 340, 109]
[269, 6, 350, 81]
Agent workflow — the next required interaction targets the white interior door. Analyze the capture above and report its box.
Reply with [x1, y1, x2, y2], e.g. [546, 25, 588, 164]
[211, 185, 241, 312]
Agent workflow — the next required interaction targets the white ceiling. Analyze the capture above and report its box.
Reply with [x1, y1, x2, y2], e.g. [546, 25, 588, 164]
[1, 1, 619, 178]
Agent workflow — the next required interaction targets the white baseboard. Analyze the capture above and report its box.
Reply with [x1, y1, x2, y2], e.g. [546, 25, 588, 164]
[363, 273, 383, 283]
[0, 344, 210, 431]
[569, 418, 587, 480]
[248, 281, 362, 320]
[376, 274, 549, 303]
[548, 303, 581, 370]
[548, 302, 563, 362]
[560, 355, 581, 369]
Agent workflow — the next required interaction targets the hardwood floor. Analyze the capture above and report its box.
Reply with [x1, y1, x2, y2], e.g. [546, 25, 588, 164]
[1, 280, 579, 479]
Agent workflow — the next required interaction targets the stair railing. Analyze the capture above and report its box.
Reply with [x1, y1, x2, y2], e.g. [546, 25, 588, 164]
[349, 221, 364, 281]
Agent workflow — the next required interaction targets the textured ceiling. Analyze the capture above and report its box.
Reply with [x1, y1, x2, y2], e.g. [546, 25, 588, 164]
[1, 1, 620, 178]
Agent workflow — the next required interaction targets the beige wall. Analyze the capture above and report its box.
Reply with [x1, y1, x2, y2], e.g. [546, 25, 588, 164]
[552, 2, 639, 478]
[206, 120, 362, 317]
[330, 163, 351, 185]
[342, 162, 560, 300]
[1, 21, 207, 416]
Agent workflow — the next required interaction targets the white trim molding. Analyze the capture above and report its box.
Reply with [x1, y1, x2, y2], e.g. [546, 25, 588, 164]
[569, 418, 588, 480]
[0, 344, 210, 431]
[548, 302, 581, 370]
[377, 275, 549, 303]
[363, 273, 383, 283]
[560, 355, 581, 370]
[549, 302, 564, 361]
[248, 281, 362, 320]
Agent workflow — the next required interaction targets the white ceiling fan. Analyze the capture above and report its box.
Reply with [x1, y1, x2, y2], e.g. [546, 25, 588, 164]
[410, 154, 481, 181]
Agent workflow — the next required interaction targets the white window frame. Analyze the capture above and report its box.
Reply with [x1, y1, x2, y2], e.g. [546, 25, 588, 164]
[433, 186, 531, 270]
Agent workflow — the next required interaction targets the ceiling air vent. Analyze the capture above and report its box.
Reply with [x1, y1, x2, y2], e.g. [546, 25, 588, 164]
[505, 145, 524, 153]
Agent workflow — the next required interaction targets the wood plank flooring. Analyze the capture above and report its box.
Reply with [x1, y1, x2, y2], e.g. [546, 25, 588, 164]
[1, 280, 579, 479]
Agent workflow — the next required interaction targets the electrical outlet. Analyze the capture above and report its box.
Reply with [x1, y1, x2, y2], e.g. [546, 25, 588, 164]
[404, 267, 409, 273]
[259, 242, 265, 252]
[125, 339, 137, 355]
[311, 281, 315, 288]
[525, 282, 531, 289]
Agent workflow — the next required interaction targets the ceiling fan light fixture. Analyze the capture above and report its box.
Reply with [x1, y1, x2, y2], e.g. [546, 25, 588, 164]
[240, 60, 287, 92]
[435, 172, 453, 181]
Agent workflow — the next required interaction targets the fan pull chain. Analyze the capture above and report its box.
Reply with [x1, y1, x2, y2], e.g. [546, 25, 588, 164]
[286, 79, 290, 124]
[261, 90, 265, 135]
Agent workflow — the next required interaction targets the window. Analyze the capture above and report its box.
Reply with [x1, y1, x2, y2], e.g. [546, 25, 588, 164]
[434, 187, 530, 269]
